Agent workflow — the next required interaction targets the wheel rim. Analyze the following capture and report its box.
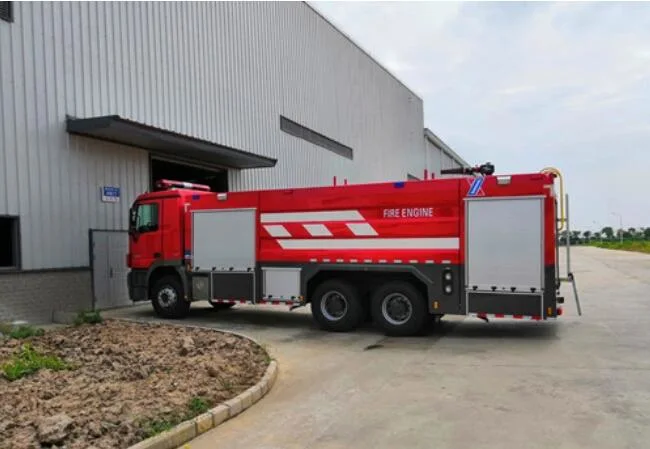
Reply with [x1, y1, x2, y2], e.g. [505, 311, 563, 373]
[320, 291, 349, 321]
[157, 286, 177, 308]
[381, 293, 413, 325]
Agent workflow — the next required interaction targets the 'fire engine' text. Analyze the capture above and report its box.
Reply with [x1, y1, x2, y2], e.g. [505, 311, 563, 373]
[382, 207, 434, 218]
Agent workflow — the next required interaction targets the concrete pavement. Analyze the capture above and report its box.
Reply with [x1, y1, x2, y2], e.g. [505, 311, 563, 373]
[107, 247, 650, 449]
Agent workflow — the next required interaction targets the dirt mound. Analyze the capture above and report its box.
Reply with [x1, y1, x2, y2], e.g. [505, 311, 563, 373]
[0, 319, 269, 449]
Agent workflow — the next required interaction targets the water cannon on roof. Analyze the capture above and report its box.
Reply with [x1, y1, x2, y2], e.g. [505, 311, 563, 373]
[440, 162, 495, 177]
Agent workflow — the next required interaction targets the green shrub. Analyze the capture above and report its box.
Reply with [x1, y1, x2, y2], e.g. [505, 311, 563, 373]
[73, 310, 103, 326]
[2, 344, 71, 381]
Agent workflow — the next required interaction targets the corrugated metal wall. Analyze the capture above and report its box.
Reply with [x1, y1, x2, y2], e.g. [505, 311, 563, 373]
[424, 137, 465, 178]
[0, 1, 425, 270]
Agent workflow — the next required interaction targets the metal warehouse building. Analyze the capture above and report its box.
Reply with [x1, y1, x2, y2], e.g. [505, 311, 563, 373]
[0, 1, 468, 323]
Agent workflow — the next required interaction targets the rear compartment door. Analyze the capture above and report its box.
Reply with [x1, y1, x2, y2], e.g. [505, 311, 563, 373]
[465, 196, 544, 316]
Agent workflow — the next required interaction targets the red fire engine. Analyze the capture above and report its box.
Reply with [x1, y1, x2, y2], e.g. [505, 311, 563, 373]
[126, 164, 580, 336]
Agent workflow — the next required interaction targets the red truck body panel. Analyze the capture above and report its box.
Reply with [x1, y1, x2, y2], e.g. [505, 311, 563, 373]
[142, 174, 556, 268]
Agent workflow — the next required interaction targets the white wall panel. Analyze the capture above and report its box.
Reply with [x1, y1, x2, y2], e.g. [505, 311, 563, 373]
[424, 131, 467, 179]
[0, 1, 433, 270]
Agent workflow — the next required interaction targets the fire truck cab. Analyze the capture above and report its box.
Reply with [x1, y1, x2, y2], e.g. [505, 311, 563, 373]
[127, 167, 579, 336]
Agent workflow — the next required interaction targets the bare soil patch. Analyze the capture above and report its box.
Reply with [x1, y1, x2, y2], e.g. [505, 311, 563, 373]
[0, 319, 269, 449]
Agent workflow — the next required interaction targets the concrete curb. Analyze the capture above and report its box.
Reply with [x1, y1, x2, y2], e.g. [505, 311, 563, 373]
[128, 359, 277, 449]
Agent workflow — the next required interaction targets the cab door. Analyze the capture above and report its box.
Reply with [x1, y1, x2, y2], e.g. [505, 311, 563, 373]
[160, 197, 183, 262]
[129, 200, 163, 270]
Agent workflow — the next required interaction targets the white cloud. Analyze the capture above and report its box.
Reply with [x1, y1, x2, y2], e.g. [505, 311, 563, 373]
[312, 1, 650, 230]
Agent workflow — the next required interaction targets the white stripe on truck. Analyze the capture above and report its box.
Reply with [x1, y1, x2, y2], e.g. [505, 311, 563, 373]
[276, 237, 459, 250]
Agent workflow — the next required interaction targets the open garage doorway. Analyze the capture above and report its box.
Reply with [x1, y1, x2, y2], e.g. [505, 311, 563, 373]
[150, 156, 228, 192]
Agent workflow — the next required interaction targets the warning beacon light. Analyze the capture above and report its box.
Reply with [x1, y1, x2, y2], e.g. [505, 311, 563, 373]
[155, 179, 211, 192]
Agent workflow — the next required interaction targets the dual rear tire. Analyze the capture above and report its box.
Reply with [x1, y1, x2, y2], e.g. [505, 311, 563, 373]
[310, 278, 428, 336]
[370, 281, 429, 336]
[310, 279, 365, 332]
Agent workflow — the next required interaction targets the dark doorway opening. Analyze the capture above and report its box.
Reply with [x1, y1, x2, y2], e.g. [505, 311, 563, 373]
[0, 216, 19, 269]
[150, 157, 228, 192]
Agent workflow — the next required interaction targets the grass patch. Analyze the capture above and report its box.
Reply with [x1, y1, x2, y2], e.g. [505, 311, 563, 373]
[591, 240, 650, 254]
[139, 396, 214, 438]
[0, 323, 45, 340]
[140, 417, 179, 437]
[187, 396, 210, 416]
[2, 344, 71, 381]
[73, 310, 103, 326]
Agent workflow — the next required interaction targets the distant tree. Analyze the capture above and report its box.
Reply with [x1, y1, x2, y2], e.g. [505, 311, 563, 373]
[628, 227, 636, 239]
[644, 228, 650, 240]
[593, 232, 602, 241]
[571, 231, 582, 244]
[622, 229, 632, 239]
[602, 227, 614, 239]
[583, 231, 592, 241]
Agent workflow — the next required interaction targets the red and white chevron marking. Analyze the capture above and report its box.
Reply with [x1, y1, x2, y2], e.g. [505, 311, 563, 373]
[260, 210, 459, 251]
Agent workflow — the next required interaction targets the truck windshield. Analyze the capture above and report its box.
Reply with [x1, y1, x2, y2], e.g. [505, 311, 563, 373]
[130, 203, 159, 233]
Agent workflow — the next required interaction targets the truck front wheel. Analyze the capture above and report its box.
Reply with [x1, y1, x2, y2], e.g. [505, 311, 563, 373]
[310, 279, 364, 332]
[151, 275, 191, 319]
[371, 281, 427, 336]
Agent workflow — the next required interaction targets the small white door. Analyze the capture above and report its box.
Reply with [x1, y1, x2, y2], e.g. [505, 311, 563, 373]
[92, 230, 131, 309]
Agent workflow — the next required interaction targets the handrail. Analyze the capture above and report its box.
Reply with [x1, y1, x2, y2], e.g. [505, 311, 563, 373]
[541, 167, 566, 231]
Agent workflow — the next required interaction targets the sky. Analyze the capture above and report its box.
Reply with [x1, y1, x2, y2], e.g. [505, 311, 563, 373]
[311, 1, 650, 232]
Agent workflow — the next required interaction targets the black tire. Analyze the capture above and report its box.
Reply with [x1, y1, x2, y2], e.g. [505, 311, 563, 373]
[310, 279, 364, 332]
[151, 275, 191, 319]
[209, 301, 235, 311]
[371, 281, 428, 336]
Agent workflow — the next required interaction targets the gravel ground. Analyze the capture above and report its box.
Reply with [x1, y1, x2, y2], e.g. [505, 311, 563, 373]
[0, 319, 269, 449]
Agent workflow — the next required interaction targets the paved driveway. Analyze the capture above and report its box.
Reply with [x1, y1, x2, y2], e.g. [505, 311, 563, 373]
[107, 247, 650, 449]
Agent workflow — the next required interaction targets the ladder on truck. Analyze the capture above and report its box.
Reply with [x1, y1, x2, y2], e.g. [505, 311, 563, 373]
[542, 167, 582, 316]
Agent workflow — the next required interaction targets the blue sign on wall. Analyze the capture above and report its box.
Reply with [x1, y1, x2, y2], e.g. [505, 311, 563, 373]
[101, 186, 121, 203]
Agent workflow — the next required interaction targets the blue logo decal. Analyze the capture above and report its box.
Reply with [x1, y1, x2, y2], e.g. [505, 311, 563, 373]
[467, 177, 484, 197]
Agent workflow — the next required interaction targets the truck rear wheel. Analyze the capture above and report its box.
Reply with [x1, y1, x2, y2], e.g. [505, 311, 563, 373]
[151, 275, 190, 319]
[371, 281, 427, 336]
[310, 279, 364, 332]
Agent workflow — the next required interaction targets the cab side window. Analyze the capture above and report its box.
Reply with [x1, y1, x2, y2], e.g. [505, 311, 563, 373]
[136, 204, 159, 232]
